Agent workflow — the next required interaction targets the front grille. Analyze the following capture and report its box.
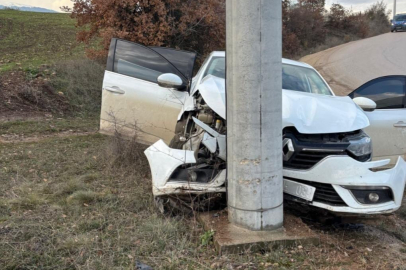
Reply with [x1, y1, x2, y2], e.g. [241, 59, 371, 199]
[288, 149, 346, 169]
[292, 178, 347, 206]
[283, 128, 370, 170]
[283, 128, 350, 170]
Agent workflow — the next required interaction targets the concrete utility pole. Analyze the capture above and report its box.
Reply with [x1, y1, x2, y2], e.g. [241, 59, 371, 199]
[393, 0, 397, 20]
[226, 0, 283, 230]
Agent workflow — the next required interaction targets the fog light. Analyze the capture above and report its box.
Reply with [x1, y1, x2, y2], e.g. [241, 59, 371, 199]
[368, 193, 380, 203]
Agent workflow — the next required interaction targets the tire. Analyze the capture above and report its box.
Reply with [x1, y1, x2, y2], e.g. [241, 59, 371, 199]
[168, 118, 188, 149]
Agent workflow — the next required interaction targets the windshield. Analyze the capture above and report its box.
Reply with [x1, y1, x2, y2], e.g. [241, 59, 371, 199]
[395, 14, 406, 21]
[282, 64, 332, 95]
[202, 57, 332, 96]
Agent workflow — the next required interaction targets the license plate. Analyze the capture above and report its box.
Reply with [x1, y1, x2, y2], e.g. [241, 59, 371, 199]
[283, 179, 316, 201]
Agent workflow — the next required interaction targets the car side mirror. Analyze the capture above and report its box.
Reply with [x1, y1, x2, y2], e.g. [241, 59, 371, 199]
[390, 19, 393, 23]
[157, 73, 185, 90]
[353, 97, 377, 112]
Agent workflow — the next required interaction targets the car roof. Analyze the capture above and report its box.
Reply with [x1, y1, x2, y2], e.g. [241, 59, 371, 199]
[210, 51, 313, 69]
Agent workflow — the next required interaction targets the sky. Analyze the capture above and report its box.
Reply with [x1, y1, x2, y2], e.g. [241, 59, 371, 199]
[0, 0, 72, 11]
[325, 0, 406, 14]
[0, 0, 405, 14]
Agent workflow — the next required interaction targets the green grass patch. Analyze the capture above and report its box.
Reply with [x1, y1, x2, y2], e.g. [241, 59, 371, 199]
[0, 117, 99, 137]
[0, 10, 84, 73]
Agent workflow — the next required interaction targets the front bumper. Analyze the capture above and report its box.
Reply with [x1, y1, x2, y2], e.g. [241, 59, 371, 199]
[284, 156, 406, 214]
[144, 140, 226, 196]
[145, 140, 406, 215]
[392, 24, 406, 31]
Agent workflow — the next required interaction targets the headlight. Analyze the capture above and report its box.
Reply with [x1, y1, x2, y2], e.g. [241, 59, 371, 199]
[392, 23, 394, 26]
[404, 22, 406, 25]
[347, 131, 372, 157]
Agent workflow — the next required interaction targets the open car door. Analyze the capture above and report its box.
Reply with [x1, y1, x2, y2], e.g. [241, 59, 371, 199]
[349, 76, 406, 167]
[100, 39, 196, 145]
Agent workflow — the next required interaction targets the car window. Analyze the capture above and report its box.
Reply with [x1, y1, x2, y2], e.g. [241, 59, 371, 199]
[200, 57, 332, 96]
[149, 47, 196, 82]
[113, 40, 183, 83]
[351, 77, 406, 109]
[282, 64, 332, 95]
[394, 14, 406, 21]
[203, 57, 226, 79]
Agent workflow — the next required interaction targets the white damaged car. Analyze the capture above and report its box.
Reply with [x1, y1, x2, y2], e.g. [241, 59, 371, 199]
[100, 39, 406, 215]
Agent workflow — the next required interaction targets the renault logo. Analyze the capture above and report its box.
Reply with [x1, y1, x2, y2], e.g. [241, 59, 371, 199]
[283, 138, 295, 161]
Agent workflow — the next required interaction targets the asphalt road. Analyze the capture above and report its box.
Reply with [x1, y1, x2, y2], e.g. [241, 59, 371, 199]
[301, 32, 406, 96]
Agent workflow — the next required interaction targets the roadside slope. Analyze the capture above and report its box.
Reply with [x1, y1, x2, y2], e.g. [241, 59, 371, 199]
[301, 32, 406, 96]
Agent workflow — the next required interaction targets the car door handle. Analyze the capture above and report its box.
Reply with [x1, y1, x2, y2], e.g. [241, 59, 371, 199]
[394, 121, 406, 128]
[104, 86, 125, 94]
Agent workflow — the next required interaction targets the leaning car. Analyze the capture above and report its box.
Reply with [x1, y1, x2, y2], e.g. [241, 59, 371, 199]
[100, 38, 406, 215]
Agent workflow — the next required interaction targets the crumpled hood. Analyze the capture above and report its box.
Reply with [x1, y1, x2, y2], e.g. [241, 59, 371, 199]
[195, 75, 226, 119]
[197, 76, 370, 134]
[282, 90, 369, 134]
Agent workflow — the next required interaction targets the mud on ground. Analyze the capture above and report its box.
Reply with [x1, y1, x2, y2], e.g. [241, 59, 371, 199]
[0, 69, 69, 121]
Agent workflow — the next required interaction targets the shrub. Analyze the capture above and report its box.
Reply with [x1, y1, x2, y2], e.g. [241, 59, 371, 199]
[63, 0, 225, 60]
[50, 58, 105, 116]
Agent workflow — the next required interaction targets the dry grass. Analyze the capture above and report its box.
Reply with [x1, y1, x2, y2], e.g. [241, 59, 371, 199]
[0, 133, 302, 269]
[1, 121, 406, 269]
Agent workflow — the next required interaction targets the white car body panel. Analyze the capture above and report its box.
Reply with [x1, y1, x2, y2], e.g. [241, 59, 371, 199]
[182, 76, 370, 134]
[284, 156, 406, 213]
[144, 140, 226, 196]
[144, 140, 196, 190]
[363, 109, 406, 166]
[193, 75, 226, 119]
[101, 71, 188, 145]
[282, 90, 369, 134]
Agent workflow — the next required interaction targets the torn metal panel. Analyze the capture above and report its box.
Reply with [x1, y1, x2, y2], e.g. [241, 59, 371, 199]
[153, 169, 227, 196]
[145, 140, 226, 196]
[144, 140, 196, 188]
[192, 117, 227, 161]
[217, 136, 227, 161]
[202, 132, 217, 153]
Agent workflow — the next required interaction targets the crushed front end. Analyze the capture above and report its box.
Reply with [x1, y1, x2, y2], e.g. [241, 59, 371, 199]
[144, 79, 406, 215]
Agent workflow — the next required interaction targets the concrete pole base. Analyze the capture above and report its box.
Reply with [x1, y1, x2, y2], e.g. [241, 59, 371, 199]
[228, 205, 284, 231]
[198, 210, 319, 255]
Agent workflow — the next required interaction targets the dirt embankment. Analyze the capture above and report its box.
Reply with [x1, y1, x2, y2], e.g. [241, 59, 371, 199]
[301, 32, 406, 96]
[0, 68, 69, 121]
